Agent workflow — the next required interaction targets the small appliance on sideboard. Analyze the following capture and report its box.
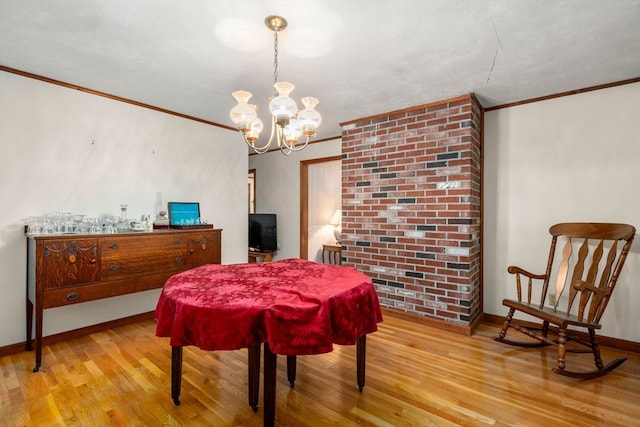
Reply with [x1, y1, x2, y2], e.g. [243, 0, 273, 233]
[168, 202, 212, 230]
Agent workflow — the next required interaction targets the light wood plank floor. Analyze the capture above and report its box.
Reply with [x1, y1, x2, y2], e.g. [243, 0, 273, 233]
[1, 314, 639, 426]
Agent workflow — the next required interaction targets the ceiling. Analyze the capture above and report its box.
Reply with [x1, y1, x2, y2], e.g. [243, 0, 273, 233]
[1, 0, 639, 142]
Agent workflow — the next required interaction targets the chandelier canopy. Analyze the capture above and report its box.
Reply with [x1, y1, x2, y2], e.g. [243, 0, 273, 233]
[229, 15, 322, 155]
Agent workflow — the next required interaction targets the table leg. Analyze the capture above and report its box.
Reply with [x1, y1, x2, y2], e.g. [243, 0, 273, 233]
[171, 346, 183, 405]
[263, 343, 277, 427]
[248, 344, 260, 412]
[286, 355, 297, 388]
[357, 335, 366, 392]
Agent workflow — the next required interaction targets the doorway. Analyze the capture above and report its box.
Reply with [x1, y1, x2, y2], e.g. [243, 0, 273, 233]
[300, 156, 341, 261]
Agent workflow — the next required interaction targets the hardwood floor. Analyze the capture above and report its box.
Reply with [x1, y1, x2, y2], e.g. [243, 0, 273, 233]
[1, 313, 639, 426]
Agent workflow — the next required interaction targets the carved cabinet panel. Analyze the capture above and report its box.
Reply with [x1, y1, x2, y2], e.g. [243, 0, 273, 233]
[40, 239, 100, 289]
[186, 231, 221, 268]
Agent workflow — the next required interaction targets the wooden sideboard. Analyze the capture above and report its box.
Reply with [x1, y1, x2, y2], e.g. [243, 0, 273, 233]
[26, 228, 222, 372]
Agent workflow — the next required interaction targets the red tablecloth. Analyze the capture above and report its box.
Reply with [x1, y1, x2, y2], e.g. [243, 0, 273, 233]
[155, 258, 383, 356]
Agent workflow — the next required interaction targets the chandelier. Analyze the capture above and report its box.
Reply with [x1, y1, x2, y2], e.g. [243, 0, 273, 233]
[229, 15, 322, 155]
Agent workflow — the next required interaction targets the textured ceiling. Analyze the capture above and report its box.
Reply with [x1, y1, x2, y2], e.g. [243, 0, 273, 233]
[1, 0, 639, 141]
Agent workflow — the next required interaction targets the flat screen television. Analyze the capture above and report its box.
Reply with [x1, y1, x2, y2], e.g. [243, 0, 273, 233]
[249, 213, 277, 252]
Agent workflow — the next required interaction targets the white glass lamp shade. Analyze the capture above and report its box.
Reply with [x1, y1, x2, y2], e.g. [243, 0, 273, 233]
[246, 115, 264, 143]
[230, 91, 257, 133]
[269, 82, 298, 127]
[298, 97, 322, 136]
[282, 119, 302, 145]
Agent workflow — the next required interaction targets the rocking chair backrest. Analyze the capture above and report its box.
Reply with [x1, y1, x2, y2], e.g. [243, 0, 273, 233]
[544, 223, 635, 324]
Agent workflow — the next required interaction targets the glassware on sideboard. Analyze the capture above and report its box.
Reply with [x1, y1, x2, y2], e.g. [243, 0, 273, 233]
[116, 204, 131, 233]
[26, 205, 139, 235]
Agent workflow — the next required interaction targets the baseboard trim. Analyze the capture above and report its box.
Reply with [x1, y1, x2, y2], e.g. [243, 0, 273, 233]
[0, 342, 27, 358]
[0, 311, 155, 358]
[483, 313, 640, 353]
[382, 307, 473, 336]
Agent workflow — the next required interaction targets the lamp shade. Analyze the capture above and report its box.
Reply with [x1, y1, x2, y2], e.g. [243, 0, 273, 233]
[269, 82, 297, 126]
[329, 209, 342, 245]
[329, 209, 342, 226]
[298, 97, 321, 136]
[230, 91, 257, 133]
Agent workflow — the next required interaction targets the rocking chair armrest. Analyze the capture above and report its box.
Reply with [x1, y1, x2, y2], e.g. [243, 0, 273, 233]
[573, 279, 588, 291]
[507, 266, 546, 280]
[573, 280, 612, 297]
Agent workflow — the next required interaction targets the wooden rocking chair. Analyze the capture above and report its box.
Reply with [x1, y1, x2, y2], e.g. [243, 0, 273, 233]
[495, 222, 636, 379]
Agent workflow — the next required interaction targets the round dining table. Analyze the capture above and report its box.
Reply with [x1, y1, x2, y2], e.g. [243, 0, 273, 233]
[155, 258, 383, 427]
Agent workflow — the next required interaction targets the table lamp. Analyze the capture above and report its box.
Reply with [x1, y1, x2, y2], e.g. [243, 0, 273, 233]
[329, 209, 342, 245]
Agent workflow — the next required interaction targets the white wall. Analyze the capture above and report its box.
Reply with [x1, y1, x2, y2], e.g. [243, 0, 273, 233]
[248, 139, 341, 260]
[0, 71, 247, 347]
[484, 82, 640, 341]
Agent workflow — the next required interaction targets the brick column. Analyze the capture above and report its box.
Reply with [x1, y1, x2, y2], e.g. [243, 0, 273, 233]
[341, 94, 482, 330]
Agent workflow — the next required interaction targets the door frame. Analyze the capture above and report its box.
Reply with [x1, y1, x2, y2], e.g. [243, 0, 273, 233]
[248, 169, 256, 214]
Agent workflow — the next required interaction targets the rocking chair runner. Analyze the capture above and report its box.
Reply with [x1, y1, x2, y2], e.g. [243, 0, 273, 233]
[495, 222, 636, 379]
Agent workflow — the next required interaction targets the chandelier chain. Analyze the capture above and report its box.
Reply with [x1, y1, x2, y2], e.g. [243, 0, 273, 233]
[273, 31, 279, 88]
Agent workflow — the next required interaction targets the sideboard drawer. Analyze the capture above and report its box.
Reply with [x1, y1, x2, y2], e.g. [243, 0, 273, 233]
[101, 249, 186, 280]
[41, 270, 181, 309]
[43, 285, 96, 308]
[102, 234, 184, 254]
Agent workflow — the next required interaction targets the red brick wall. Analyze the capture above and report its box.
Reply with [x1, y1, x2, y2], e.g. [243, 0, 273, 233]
[341, 94, 482, 327]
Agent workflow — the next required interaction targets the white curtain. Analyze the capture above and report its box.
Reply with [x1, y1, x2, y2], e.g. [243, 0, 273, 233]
[307, 160, 341, 262]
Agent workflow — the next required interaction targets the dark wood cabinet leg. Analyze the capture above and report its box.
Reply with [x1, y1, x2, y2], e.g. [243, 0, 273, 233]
[33, 301, 43, 372]
[26, 299, 33, 351]
[356, 335, 366, 392]
[263, 343, 277, 427]
[171, 346, 183, 405]
[286, 355, 297, 388]
[26, 237, 33, 353]
[248, 344, 260, 412]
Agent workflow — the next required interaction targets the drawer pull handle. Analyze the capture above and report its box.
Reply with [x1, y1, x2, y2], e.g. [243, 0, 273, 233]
[109, 264, 119, 270]
[66, 292, 79, 301]
[110, 243, 119, 249]
[201, 244, 207, 250]
[90, 258, 97, 264]
[68, 253, 77, 264]
[174, 257, 183, 264]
